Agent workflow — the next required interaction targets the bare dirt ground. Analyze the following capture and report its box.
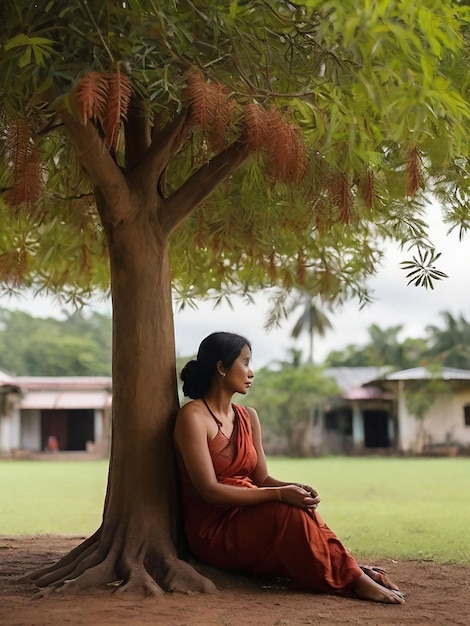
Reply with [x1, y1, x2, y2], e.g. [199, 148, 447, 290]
[0, 535, 469, 626]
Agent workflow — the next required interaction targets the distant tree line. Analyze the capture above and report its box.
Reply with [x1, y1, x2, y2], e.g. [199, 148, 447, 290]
[0, 307, 112, 376]
[2, 305, 469, 456]
[325, 312, 470, 370]
[1, 307, 469, 378]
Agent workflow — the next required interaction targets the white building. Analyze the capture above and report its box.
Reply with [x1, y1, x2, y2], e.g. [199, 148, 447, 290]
[0, 370, 112, 457]
[380, 367, 470, 454]
[315, 366, 470, 455]
[2, 366, 470, 457]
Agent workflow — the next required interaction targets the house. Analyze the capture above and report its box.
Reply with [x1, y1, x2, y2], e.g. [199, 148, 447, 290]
[2, 365, 470, 458]
[322, 367, 396, 454]
[0, 370, 112, 457]
[324, 366, 470, 455]
[377, 366, 470, 454]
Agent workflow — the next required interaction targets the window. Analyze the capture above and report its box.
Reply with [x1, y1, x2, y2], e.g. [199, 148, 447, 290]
[464, 405, 470, 426]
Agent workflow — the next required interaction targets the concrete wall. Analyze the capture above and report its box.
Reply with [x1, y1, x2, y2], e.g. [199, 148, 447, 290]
[398, 384, 470, 452]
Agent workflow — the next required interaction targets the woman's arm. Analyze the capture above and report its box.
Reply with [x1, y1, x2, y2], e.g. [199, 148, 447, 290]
[247, 406, 320, 504]
[174, 403, 282, 506]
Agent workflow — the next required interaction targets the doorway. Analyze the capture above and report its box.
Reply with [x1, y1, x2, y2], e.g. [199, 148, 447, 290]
[41, 409, 94, 451]
[363, 410, 390, 448]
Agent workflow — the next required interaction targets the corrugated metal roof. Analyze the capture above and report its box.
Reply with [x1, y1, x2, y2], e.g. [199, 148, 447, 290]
[20, 390, 112, 410]
[385, 367, 470, 381]
[14, 376, 112, 391]
[324, 367, 390, 393]
[0, 369, 15, 386]
[343, 385, 395, 401]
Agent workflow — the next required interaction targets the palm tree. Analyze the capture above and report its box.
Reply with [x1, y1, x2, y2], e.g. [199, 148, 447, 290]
[425, 311, 470, 368]
[289, 293, 333, 363]
[363, 324, 405, 366]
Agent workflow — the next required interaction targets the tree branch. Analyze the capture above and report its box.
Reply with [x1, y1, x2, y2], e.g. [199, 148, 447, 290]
[58, 108, 132, 226]
[124, 99, 151, 170]
[160, 140, 251, 235]
[130, 111, 188, 189]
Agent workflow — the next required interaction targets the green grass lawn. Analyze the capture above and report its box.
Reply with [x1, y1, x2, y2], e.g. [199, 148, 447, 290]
[0, 460, 108, 536]
[1, 457, 469, 564]
[268, 456, 470, 564]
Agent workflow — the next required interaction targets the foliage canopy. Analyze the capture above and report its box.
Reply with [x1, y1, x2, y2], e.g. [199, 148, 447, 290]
[2, 0, 470, 308]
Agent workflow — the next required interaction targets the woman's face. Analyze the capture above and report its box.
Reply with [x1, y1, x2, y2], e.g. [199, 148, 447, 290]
[224, 344, 254, 394]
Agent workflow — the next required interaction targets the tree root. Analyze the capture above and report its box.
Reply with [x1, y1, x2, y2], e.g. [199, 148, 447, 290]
[19, 530, 101, 584]
[19, 530, 217, 598]
[162, 556, 217, 594]
[114, 568, 163, 597]
[32, 542, 106, 588]
[31, 559, 117, 598]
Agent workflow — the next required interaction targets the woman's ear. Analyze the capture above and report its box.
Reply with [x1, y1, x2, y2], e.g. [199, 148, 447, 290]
[216, 360, 226, 377]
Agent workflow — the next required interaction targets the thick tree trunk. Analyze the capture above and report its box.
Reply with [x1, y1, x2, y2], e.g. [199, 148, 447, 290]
[21, 206, 215, 597]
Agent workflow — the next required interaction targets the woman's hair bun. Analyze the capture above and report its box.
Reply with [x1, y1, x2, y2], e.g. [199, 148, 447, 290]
[180, 359, 207, 399]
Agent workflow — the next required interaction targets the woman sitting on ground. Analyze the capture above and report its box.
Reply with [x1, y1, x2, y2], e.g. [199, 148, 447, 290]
[174, 331, 405, 603]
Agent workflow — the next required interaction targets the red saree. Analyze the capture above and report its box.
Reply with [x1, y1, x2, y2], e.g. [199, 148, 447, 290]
[178, 404, 362, 595]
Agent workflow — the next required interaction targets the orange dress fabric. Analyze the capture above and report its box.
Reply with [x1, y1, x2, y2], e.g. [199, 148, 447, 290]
[178, 403, 362, 595]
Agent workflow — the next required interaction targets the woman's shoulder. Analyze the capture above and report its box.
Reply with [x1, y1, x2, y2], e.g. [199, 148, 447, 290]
[176, 399, 206, 426]
[174, 399, 209, 440]
[178, 398, 204, 418]
[233, 404, 260, 426]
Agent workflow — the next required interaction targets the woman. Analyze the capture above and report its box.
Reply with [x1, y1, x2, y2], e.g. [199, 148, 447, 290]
[174, 331, 404, 603]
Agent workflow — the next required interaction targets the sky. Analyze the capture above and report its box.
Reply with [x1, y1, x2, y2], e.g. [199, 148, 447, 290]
[173, 207, 470, 368]
[1, 202, 469, 370]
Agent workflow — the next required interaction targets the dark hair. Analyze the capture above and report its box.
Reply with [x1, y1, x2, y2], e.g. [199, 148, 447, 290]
[180, 331, 251, 399]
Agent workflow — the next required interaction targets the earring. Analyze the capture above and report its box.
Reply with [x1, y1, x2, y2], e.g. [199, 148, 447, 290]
[221, 372, 226, 377]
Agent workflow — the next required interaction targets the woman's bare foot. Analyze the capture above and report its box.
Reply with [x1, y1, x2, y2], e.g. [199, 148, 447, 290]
[352, 573, 405, 604]
[359, 565, 400, 591]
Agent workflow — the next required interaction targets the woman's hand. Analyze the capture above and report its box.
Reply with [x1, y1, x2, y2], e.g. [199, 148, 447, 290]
[278, 485, 320, 510]
[295, 483, 318, 498]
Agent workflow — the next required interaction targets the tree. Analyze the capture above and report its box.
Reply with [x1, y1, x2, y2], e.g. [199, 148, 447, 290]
[425, 312, 470, 369]
[363, 324, 405, 366]
[2, 0, 470, 596]
[403, 366, 451, 453]
[288, 293, 333, 363]
[0, 308, 112, 375]
[326, 324, 428, 369]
